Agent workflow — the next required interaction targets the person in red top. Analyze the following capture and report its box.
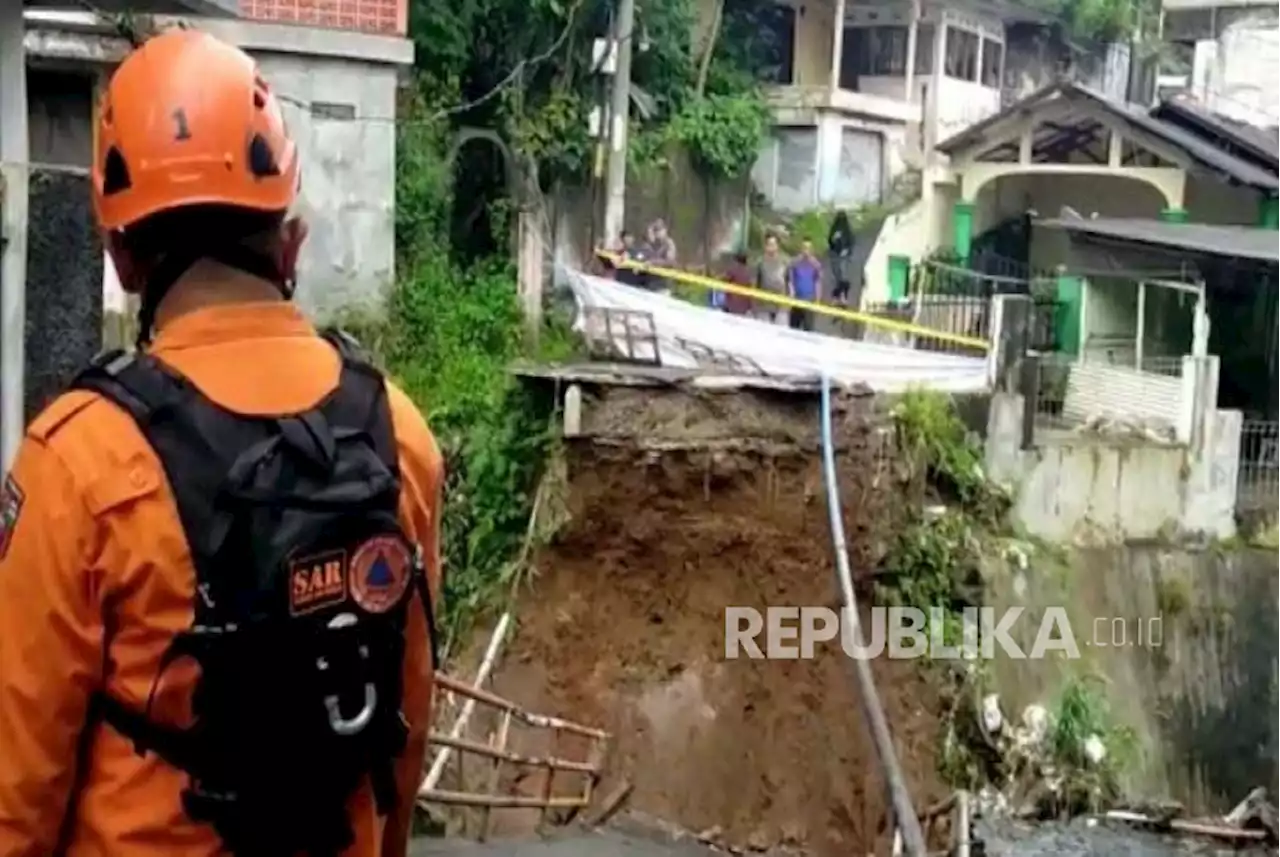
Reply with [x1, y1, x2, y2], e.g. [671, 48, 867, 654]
[720, 252, 755, 315]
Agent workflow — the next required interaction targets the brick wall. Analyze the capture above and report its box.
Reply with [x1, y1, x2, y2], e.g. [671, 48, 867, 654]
[238, 0, 407, 37]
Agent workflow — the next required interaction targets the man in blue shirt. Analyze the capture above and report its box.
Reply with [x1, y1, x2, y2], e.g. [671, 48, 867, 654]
[787, 239, 823, 331]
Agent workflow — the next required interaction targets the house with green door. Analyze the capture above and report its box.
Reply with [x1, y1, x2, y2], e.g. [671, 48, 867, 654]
[861, 80, 1278, 305]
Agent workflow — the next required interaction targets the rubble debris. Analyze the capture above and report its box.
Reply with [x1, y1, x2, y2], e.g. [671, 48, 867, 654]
[1075, 414, 1177, 444]
[582, 780, 635, 829]
[1105, 787, 1278, 846]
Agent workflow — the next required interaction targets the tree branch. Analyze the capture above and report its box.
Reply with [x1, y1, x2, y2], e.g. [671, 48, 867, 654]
[694, 0, 724, 98]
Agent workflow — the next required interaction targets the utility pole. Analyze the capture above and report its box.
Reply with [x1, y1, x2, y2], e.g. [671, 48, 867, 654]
[602, 0, 636, 246]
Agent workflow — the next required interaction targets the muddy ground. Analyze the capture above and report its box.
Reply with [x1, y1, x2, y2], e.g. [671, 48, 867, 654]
[448, 411, 951, 856]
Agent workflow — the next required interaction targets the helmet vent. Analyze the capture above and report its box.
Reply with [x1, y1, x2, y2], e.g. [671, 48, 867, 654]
[102, 147, 132, 195]
[252, 73, 270, 110]
[247, 134, 281, 178]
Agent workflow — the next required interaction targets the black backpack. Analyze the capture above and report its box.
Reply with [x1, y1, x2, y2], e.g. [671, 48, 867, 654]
[71, 330, 438, 857]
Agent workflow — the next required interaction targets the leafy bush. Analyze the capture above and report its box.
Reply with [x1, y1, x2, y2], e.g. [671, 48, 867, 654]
[389, 254, 561, 643]
[356, 86, 571, 645]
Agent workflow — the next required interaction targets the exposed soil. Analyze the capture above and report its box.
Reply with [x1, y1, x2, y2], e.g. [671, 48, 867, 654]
[469, 434, 951, 856]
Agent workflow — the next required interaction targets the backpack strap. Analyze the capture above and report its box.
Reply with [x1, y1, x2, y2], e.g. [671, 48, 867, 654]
[73, 351, 255, 611]
[72, 339, 400, 588]
[72, 339, 440, 752]
[320, 328, 442, 669]
[318, 328, 398, 471]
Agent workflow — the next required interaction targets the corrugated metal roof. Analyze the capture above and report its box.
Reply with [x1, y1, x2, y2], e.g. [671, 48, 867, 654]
[1037, 215, 1280, 263]
[938, 81, 1279, 191]
[1151, 95, 1279, 170]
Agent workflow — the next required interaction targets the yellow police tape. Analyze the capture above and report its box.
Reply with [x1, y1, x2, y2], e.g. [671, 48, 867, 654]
[593, 251, 991, 352]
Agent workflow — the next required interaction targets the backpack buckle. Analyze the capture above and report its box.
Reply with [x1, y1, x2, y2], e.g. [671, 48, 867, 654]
[324, 683, 377, 737]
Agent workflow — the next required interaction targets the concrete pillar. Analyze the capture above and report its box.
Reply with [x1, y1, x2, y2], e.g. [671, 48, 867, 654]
[830, 0, 847, 96]
[563, 384, 583, 437]
[1259, 192, 1278, 230]
[903, 0, 920, 100]
[1055, 267, 1083, 355]
[953, 200, 975, 264]
[887, 255, 910, 302]
[989, 294, 1033, 395]
[0, 6, 30, 468]
[1159, 207, 1189, 223]
[516, 206, 543, 342]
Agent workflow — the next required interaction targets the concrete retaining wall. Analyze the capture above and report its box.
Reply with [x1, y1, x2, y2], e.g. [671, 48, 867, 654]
[985, 383, 1241, 542]
[986, 544, 1278, 812]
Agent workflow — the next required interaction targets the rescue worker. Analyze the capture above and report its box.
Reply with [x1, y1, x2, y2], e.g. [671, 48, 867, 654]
[0, 30, 442, 857]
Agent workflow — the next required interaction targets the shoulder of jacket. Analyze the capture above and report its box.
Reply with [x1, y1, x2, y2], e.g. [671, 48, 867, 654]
[384, 382, 443, 469]
[26, 382, 180, 516]
[26, 389, 103, 444]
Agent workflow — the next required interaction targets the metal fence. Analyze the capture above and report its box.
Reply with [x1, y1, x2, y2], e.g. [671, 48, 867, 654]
[1237, 419, 1279, 515]
[859, 261, 1001, 357]
[909, 258, 1063, 353]
[1031, 352, 1187, 442]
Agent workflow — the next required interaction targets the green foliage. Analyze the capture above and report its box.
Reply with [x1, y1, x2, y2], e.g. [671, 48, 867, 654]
[386, 252, 558, 641]
[875, 392, 1004, 651]
[410, 0, 771, 197]
[1025, 0, 1160, 44]
[749, 191, 917, 254]
[1048, 676, 1139, 809]
[893, 390, 1004, 517]
[877, 392, 1141, 807]
[511, 88, 593, 181]
[374, 91, 576, 644]
[670, 92, 771, 179]
[784, 209, 839, 253]
[394, 85, 455, 266]
[878, 511, 983, 619]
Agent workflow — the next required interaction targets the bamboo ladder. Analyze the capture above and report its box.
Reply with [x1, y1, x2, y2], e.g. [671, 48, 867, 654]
[418, 672, 611, 840]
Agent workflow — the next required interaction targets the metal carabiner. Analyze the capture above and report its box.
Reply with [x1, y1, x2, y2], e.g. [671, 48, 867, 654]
[324, 683, 377, 736]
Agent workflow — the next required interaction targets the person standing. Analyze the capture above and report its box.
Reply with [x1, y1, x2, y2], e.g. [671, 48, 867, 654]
[721, 252, 755, 316]
[646, 219, 677, 295]
[828, 211, 856, 306]
[0, 31, 442, 857]
[598, 230, 628, 279]
[613, 230, 652, 290]
[755, 233, 789, 325]
[787, 238, 823, 332]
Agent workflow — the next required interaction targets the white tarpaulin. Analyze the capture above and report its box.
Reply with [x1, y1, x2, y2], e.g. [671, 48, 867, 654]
[565, 269, 992, 393]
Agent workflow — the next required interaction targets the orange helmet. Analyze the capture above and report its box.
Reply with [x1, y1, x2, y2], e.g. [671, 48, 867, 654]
[93, 29, 300, 232]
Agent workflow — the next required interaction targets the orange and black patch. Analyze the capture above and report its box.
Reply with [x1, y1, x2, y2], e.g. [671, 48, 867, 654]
[349, 536, 412, 615]
[289, 549, 349, 615]
[0, 475, 24, 561]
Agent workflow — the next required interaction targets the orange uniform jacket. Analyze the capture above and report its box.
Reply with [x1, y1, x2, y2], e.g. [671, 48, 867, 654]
[0, 303, 443, 857]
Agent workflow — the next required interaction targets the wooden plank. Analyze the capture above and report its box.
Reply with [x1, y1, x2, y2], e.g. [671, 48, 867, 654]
[477, 709, 513, 842]
[432, 673, 610, 740]
[428, 732, 598, 774]
[419, 790, 589, 810]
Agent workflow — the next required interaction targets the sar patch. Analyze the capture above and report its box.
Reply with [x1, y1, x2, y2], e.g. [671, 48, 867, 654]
[0, 474, 25, 560]
[349, 536, 412, 615]
[289, 549, 349, 616]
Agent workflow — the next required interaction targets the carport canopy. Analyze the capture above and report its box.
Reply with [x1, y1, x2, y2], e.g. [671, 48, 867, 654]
[1038, 215, 1280, 264]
